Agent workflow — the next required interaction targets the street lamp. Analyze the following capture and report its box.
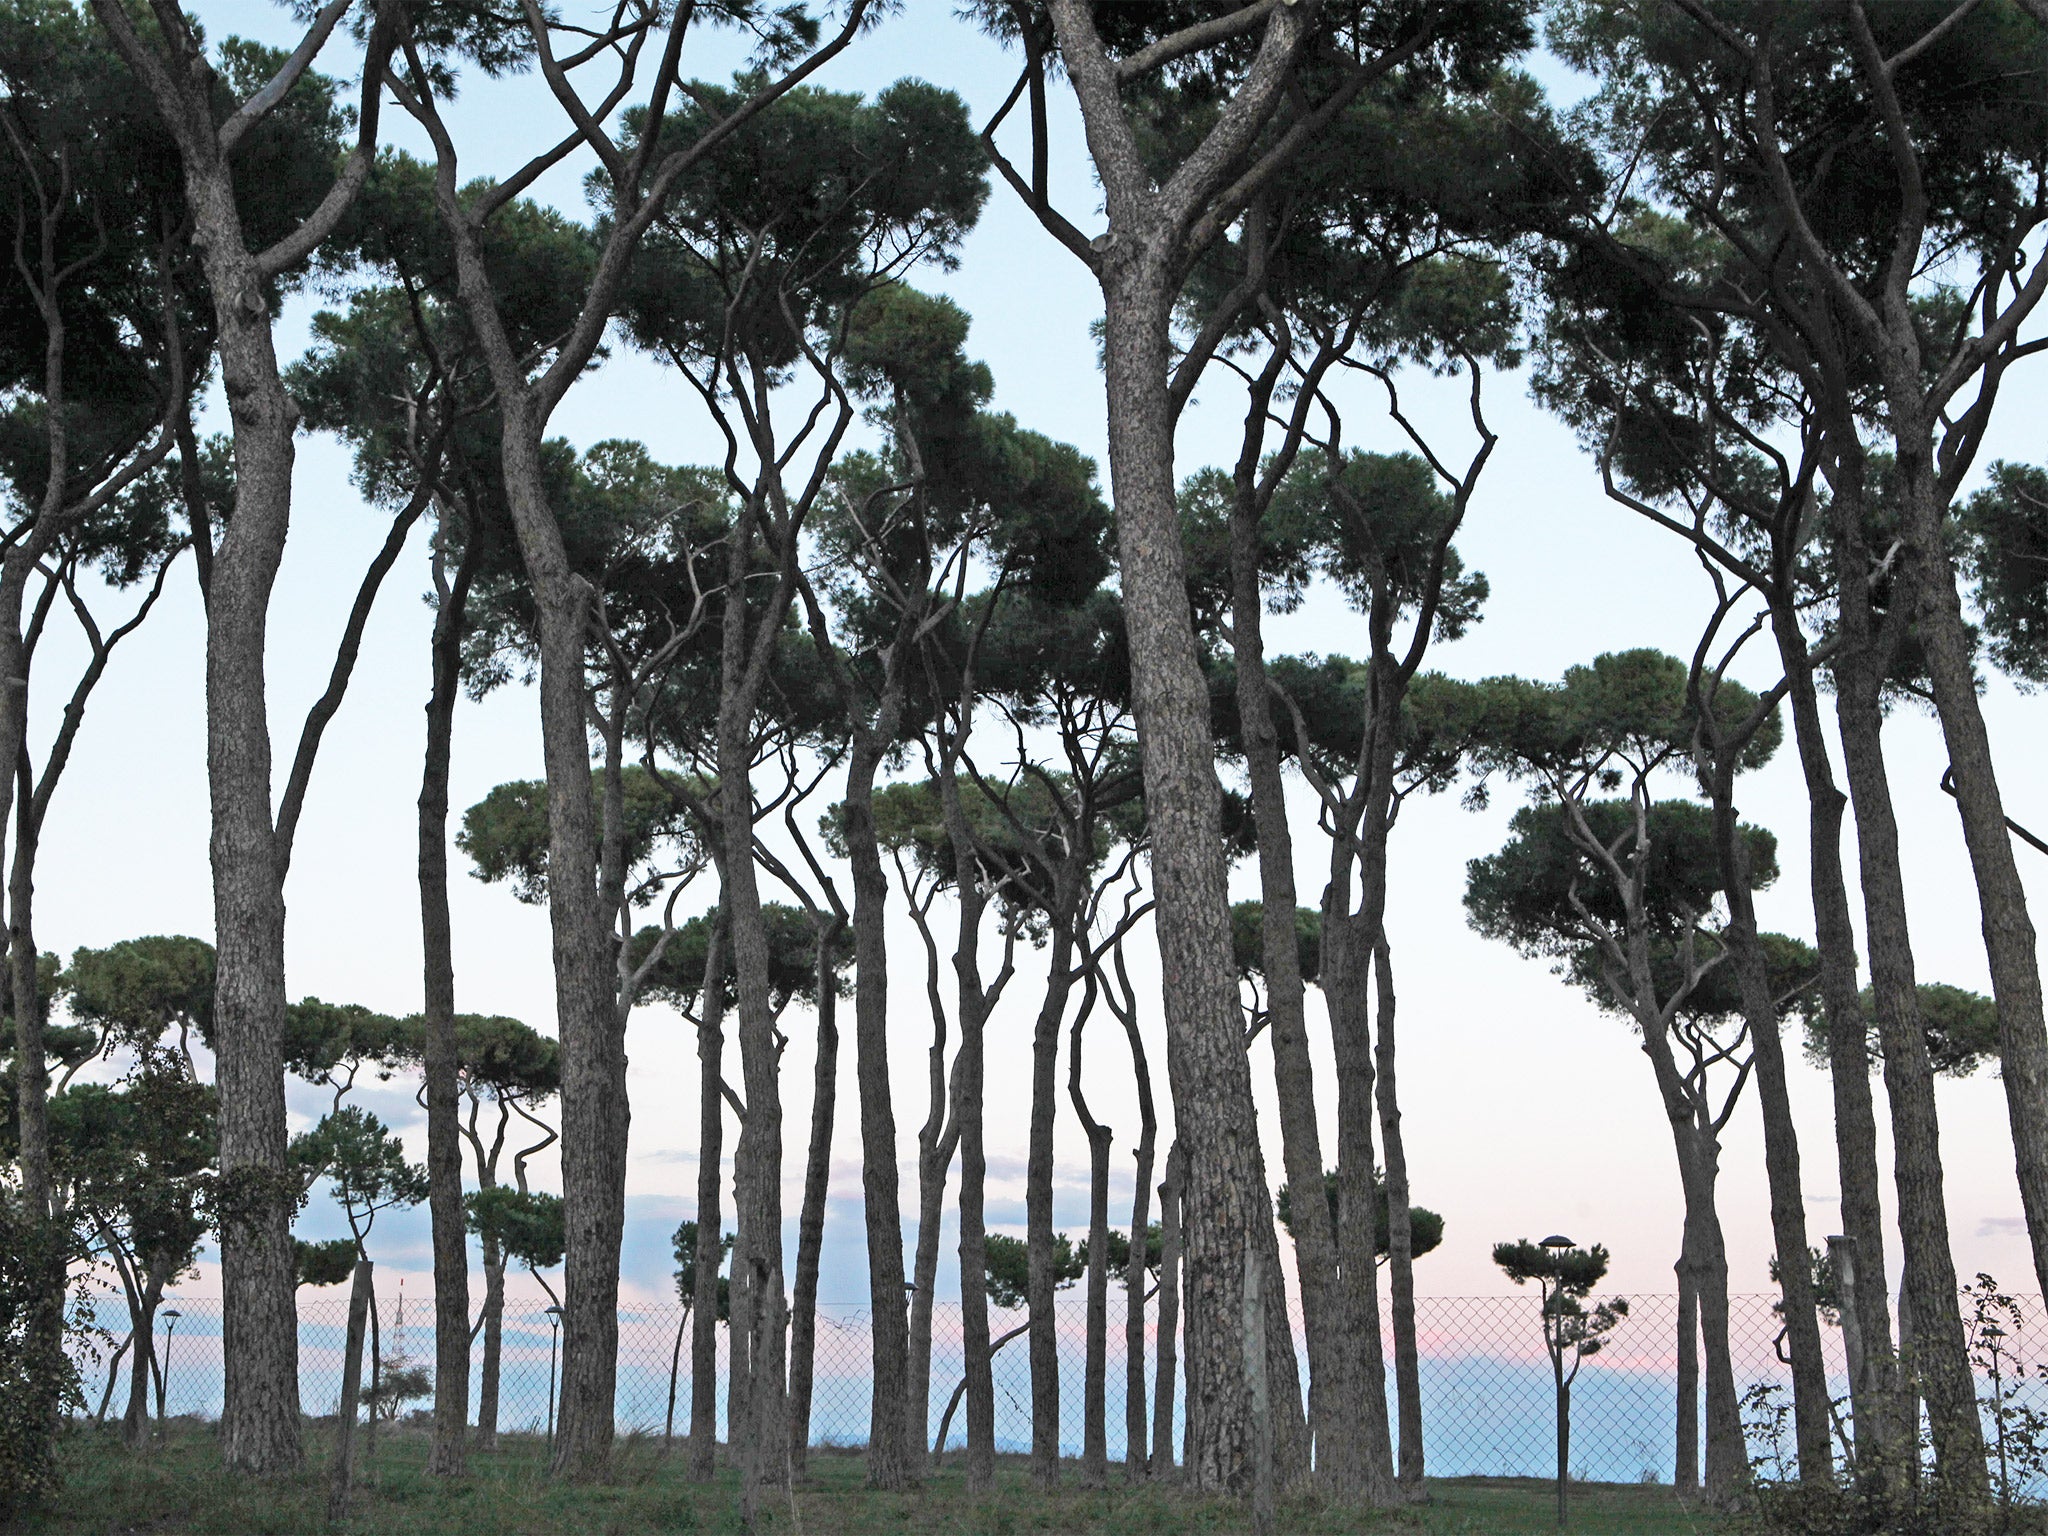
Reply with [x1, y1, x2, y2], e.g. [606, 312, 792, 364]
[1538, 1238, 1573, 1530]
[544, 1306, 562, 1449]
[157, 1309, 182, 1439]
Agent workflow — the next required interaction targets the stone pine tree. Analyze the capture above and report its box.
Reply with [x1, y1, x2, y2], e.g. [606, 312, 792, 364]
[81, 0, 411, 1470]
[972, 1, 1543, 1494]
[388, 2, 880, 1479]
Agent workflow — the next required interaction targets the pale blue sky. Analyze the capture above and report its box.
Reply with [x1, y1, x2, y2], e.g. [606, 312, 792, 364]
[42, 1, 2048, 1313]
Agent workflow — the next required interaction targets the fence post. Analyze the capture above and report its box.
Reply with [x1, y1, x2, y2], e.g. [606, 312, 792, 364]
[328, 1260, 374, 1523]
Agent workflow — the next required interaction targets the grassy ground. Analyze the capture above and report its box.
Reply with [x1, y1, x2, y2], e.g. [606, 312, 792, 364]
[12, 1422, 1738, 1536]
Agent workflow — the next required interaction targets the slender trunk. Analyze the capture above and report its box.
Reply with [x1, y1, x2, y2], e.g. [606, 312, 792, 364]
[1230, 466, 1356, 1495]
[1773, 611, 1902, 1468]
[1095, 264, 1281, 1495]
[475, 1249, 505, 1449]
[943, 780, 998, 1491]
[666, 1310, 687, 1449]
[1026, 920, 1074, 1488]
[1152, 1141, 1185, 1476]
[689, 920, 729, 1483]
[907, 978, 956, 1480]
[788, 933, 842, 1475]
[1118, 966, 1157, 1482]
[838, 739, 913, 1489]
[1675, 1263, 1698, 1496]
[1894, 408, 2048, 1355]
[1372, 937, 1423, 1491]
[1070, 1001, 1112, 1488]
[1707, 778, 1831, 1479]
[420, 535, 477, 1477]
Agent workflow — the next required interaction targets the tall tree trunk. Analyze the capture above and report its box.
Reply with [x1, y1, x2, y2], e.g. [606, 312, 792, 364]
[1675, 1262, 1698, 1496]
[837, 740, 914, 1489]
[419, 534, 478, 1477]
[1229, 461, 1358, 1496]
[192, 164, 304, 1477]
[1026, 920, 1074, 1488]
[1372, 938, 1423, 1493]
[1772, 611, 1902, 1469]
[1706, 779, 1831, 1480]
[788, 926, 843, 1476]
[1152, 1141, 1185, 1476]
[689, 918, 729, 1483]
[1825, 487, 1985, 1487]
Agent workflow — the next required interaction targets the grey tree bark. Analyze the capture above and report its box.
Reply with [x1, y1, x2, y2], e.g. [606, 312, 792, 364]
[1070, 988, 1113, 1487]
[1151, 1141, 1185, 1476]
[788, 906, 846, 1476]
[1025, 919, 1075, 1487]
[1372, 938, 1424, 1492]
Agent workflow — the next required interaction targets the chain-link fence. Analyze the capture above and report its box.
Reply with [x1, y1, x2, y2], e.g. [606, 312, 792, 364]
[71, 1288, 2048, 1485]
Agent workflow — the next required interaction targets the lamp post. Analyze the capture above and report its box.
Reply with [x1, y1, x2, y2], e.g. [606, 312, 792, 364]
[157, 1309, 182, 1440]
[1539, 1236, 1574, 1530]
[544, 1306, 562, 1449]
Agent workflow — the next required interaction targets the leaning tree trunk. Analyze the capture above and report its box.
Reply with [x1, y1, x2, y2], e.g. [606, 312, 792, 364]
[419, 536, 478, 1477]
[1892, 402, 2048, 1356]
[1095, 265, 1294, 1496]
[1229, 471, 1359, 1495]
[1709, 786, 1831, 1481]
[689, 918, 729, 1483]
[1373, 937, 1424, 1493]
[1772, 609, 1902, 1470]
[907, 975, 957, 1480]
[788, 922, 843, 1476]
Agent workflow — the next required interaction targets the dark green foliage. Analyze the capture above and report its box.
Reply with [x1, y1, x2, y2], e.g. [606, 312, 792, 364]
[1229, 901, 1322, 990]
[1963, 461, 2048, 688]
[459, 766, 698, 906]
[1275, 1168, 1445, 1263]
[59, 937, 214, 1057]
[631, 903, 846, 1016]
[1800, 982, 2003, 1082]
[1493, 1237, 1628, 1374]
[293, 1237, 357, 1289]
[289, 1106, 429, 1242]
[281, 999, 410, 1092]
[464, 1187, 565, 1271]
[1077, 1225, 1164, 1290]
[670, 1219, 733, 1321]
[982, 1231, 1081, 1312]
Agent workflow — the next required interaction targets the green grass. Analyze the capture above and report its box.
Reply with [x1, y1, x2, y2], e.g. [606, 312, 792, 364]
[18, 1422, 1736, 1536]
